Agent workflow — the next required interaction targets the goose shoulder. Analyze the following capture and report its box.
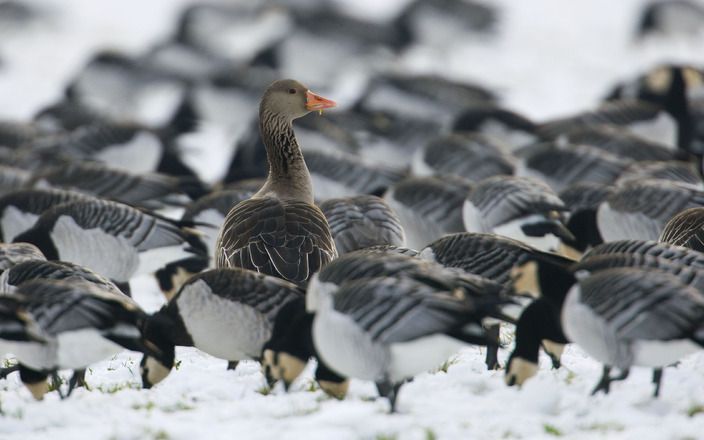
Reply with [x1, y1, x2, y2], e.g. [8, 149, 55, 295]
[215, 196, 337, 285]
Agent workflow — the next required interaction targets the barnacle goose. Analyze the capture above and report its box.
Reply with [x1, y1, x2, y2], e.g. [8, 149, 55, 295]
[319, 195, 405, 255]
[463, 176, 574, 252]
[384, 175, 471, 250]
[558, 183, 615, 258]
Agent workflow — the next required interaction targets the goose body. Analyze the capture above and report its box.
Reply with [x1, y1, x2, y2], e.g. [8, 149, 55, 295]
[141, 267, 303, 387]
[597, 179, 704, 241]
[462, 176, 573, 252]
[320, 195, 405, 254]
[0, 279, 159, 400]
[0, 243, 45, 271]
[13, 198, 206, 284]
[215, 79, 337, 286]
[385, 175, 471, 249]
[451, 103, 537, 151]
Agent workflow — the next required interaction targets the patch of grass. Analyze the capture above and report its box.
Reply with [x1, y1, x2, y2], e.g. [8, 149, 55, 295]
[435, 356, 459, 373]
[543, 424, 563, 436]
[150, 429, 170, 440]
[687, 404, 704, 417]
[305, 380, 319, 393]
[96, 382, 140, 394]
[47, 375, 64, 392]
[161, 401, 194, 413]
[3, 359, 16, 368]
[564, 370, 576, 385]
[425, 428, 437, 440]
[132, 400, 156, 411]
[375, 434, 397, 440]
[581, 422, 624, 433]
[174, 360, 182, 370]
[256, 385, 272, 396]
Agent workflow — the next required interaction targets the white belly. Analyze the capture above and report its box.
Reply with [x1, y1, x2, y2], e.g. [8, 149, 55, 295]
[57, 329, 123, 369]
[632, 339, 701, 367]
[388, 334, 466, 383]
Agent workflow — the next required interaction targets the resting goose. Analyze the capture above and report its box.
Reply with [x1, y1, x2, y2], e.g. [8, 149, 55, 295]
[615, 161, 703, 188]
[311, 275, 507, 411]
[597, 178, 704, 241]
[140, 267, 303, 388]
[12, 198, 207, 294]
[412, 133, 515, 182]
[384, 175, 471, 249]
[0, 279, 164, 400]
[215, 79, 337, 286]
[319, 195, 405, 255]
[463, 176, 574, 252]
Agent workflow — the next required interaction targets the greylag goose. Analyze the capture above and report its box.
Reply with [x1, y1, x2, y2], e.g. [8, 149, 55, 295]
[463, 176, 574, 252]
[215, 79, 337, 286]
[0, 279, 165, 399]
[140, 267, 303, 388]
[319, 195, 405, 254]
[384, 175, 471, 249]
[659, 207, 704, 252]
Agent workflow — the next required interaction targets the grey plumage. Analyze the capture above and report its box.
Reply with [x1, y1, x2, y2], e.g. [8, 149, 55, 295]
[659, 207, 704, 252]
[0, 260, 124, 296]
[0, 243, 45, 271]
[320, 195, 405, 254]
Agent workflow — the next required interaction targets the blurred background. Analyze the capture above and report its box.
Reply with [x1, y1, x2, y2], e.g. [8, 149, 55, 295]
[0, 0, 702, 183]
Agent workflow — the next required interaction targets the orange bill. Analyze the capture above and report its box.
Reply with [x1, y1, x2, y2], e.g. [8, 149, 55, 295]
[306, 90, 336, 111]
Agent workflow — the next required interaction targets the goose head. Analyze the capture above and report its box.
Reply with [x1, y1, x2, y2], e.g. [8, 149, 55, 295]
[260, 79, 336, 121]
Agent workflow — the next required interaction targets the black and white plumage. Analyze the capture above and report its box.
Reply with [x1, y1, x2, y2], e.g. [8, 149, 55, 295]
[319, 195, 405, 254]
[384, 175, 471, 249]
[30, 161, 200, 210]
[558, 183, 615, 257]
[412, 133, 514, 182]
[451, 103, 537, 151]
[0, 260, 125, 296]
[0, 279, 163, 400]
[584, 239, 704, 270]
[0, 242, 45, 271]
[597, 179, 704, 241]
[615, 161, 703, 187]
[556, 126, 680, 162]
[419, 232, 574, 294]
[637, 0, 704, 37]
[304, 149, 406, 199]
[0, 188, 89, 242]
[562, 268, 704, 395]
[311, 274, 507, 411]
[659, 207, 704, 252]
[463, 176, 573, 252]
[538, 100, 679, 148]
[514, 142, 630, 191]
[140, 267, 303, 388]
[13, 198, 207, 285]
[181, 189, 255, 260]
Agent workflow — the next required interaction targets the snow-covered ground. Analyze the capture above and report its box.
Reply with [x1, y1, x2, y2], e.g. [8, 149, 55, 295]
[3, 0, 704, 439]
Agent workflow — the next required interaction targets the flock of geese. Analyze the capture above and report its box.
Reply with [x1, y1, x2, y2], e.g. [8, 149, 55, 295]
[2, 0, 704, 414]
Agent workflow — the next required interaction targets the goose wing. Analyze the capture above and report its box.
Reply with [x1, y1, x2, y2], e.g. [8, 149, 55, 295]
[215, 197, 337, 285]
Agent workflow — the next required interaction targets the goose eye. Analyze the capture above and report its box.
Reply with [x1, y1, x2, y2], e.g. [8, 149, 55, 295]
[288, 88, 296, 94]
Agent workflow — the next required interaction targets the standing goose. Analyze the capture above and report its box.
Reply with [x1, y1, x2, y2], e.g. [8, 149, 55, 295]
[215, 79, 337, 286]
[319, 195, 405, 255]
[140, 268, 303, 388]
[0, 279, 165, 400]
[12, 198, 207, 295]
[463, 176, 574, 252]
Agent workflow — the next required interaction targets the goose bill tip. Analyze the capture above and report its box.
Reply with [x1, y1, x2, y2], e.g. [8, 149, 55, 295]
[306, 90, 336, 111]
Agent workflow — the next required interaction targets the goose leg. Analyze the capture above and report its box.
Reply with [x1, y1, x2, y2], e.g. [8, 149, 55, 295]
[652, 368, 663, 397]
[51, 372, 66, 399]
[484, 323, 501, 370]
[227, 361, 239, 371]
[591, 365, 613, 395]
[376, 379, 405, 413]
[0, 363, 20, 379]
[66, 369, 86, 396]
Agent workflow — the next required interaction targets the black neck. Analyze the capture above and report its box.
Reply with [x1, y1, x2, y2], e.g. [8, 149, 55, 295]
[536, 255, 576, 307]
[513, 298, 569, 363]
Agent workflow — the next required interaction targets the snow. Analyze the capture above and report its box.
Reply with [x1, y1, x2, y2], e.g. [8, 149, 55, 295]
[3, 0, 704, 439]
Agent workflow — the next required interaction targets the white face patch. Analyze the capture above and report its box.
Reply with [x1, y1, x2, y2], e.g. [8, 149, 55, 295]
[143, 356, 172, 387]
[505, 357, 539, 386]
